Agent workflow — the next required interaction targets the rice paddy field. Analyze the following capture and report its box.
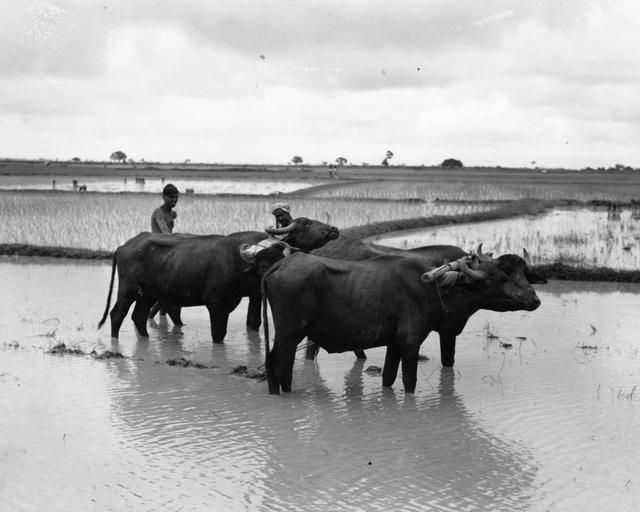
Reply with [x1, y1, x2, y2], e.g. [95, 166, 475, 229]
[372, 207, 640, 270]
[0, 190, 490, 252]
[2, 163, 640, 511]
[301, 172, 640, 203]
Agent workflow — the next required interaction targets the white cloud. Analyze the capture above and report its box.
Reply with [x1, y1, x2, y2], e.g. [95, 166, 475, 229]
[1, 0, 639, 168]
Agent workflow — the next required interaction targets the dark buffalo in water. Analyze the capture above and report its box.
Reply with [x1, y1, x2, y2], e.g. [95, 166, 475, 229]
[262, 250, 545, 394]
[97, 217, 338, 342]
[307, 237, 470, 359]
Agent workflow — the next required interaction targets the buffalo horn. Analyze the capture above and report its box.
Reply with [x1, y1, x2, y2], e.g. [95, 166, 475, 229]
[239, 243, 257, 262]
[265, 221, 297, 236]
[476, 243, 493, 262]
[523, 248, 532, 265]
[460, 256, 487, 280]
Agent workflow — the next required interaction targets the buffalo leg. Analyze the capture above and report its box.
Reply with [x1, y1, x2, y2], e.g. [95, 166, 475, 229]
[109, 295, 136, 338]
[166, 306, 183, 326]
[382, 344, 402, 387]
[305, 339, 319, 360]
[267, 331, 304, 394]
[268, 342, 299, 393]
[279, 347, 297, 393]
[207, 306, 230, 343]
[354, 350, 367, 360]
[246, 294, 261, 331]
[148, 302, 162, 319]
[401, 345, 421, 393]
[265, 350, 281, 394]
[132, 298, 153, 337]
[439, 332, 457, 367]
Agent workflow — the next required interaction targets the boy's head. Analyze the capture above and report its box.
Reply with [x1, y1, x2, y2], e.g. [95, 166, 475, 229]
[162, 183, 179, 207]
[163, 183, 179, 197]
[272, 202, 293, 226]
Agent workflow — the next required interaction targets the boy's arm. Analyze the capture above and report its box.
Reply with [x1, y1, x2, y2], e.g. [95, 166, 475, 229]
[151, 210, 171, 233]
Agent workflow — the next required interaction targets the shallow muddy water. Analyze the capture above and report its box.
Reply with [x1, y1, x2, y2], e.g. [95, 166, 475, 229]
[0, 175, 328, 195]
[371, 207, 640, 270]
[2, 258, 640, 511]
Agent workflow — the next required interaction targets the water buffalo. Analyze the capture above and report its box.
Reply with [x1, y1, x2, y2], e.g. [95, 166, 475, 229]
[262, 250, 545, 394]
[97, 217, 338, 343]
[306, 238, 471, 359]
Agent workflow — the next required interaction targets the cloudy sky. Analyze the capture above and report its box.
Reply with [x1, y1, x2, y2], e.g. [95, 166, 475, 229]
[2, 0, 639, 168]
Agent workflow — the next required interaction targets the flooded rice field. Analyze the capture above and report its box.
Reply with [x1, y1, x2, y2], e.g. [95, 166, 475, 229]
[0, 175, 329, 195]
[2, 258, 639, 511]
[372, 207, 640, 270]
[306, 178, 640, 203]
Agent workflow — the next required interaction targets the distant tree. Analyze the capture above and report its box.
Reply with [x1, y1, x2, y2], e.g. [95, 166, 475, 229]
[381, 150, 394, 167]
[110, 151, 127, 163]
[71, 157, 81, 162]
[336, 157, 348, 167]
[441, 158, 463, 168]
[291, 155, 304, 165]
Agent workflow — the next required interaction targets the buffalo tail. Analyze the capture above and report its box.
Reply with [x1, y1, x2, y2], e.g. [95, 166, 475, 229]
[97, 252, 117, 329]
[261, 275, 270, 359]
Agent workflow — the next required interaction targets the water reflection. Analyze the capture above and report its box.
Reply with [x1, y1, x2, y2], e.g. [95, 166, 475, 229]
[3, 259, 640, 511]
[247, 366, 538, 511]
[93, 326, 539, 511]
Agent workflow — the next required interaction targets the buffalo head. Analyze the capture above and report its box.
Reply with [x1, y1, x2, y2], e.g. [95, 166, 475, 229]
[421, 246, 546, 313]
[265, 217, 339, 252]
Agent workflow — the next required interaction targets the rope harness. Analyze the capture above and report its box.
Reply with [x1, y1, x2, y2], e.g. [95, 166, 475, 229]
[239, 237, 295, 259]
[421, 256, 470, 318]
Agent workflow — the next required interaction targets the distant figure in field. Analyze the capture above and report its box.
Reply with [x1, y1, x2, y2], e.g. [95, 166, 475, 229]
[149, 184, 180, 322]
[151, 183, 179, 234]
[271, 202, 293, 228]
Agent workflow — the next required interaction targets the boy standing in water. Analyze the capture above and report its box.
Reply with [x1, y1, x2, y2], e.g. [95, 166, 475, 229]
[151, 183, 179, 233]
[149, 183, 180, 321]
